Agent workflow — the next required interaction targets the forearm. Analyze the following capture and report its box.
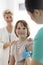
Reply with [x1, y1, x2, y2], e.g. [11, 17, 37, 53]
[8, 61, 14, 65]
[24, 57, 31, 65]
[3, 40, 16, 49]
[8, 56, 15, 65]
[25, 58, 42, 65]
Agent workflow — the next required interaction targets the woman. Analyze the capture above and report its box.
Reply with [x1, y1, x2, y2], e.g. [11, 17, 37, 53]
[25, 0, 43, 65]
[0, 9, 18, 65]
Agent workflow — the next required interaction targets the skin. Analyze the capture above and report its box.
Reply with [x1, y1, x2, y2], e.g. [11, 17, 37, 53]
[27, 9, 43, 65]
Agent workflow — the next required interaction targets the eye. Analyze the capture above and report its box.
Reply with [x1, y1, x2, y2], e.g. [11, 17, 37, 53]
[10, 16, 12, 18]
[23, 27, 26, 30]
[17, 27, 21, 30]
[6, 17, 8, 19]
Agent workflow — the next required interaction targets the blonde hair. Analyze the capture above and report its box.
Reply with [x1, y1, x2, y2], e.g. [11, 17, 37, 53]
[3, 9, 13, 17]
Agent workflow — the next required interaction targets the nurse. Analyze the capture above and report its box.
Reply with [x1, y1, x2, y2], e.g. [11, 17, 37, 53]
[0, 9, 18, 65]
[25, 0, 43, 65]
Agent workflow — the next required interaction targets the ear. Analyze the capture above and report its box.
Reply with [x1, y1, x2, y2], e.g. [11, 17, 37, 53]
[28, 10, 41, 21]
[33, 9, 41, 19]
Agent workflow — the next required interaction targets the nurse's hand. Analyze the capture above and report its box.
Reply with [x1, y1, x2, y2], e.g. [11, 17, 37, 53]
[3, 40, 16, 49]
[22, 49, 30, 59]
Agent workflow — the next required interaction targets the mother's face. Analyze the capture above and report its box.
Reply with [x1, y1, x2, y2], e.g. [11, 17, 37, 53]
[4, 13, 13, 25]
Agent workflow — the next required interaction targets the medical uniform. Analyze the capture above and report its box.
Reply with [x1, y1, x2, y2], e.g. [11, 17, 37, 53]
[32, 27, 43, 64]
[0, 27, 18, 65]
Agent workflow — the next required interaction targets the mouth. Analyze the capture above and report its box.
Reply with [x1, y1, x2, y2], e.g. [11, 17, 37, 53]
[19, 33, 25, 35]
[19, 33, 26, 37]
[7, 20, 12, 23]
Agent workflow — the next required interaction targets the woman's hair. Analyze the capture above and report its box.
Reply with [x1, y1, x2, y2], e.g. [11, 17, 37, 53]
[14, 20, 30, 37]
[25, 0, 43, 13]
[3, 9, 13, 17]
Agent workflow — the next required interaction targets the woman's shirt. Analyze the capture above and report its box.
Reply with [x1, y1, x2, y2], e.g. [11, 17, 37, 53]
[11, 40, 33, 63]
[32, 27, 43, 64]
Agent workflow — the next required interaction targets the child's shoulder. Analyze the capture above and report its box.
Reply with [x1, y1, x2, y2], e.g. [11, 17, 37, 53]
[27, 38, 33, 42]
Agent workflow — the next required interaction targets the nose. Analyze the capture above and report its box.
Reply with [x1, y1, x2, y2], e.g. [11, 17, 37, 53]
[20, 29, 24, 32]
[9, 17, 12, 21]
[20, 29, 25, 34]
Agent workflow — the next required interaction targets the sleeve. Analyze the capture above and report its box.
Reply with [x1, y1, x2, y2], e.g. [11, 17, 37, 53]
[0, 29, 4, 49]
[25, 40, 33, 49]
[11, 44, 16, 57]
[32, 28, 43, 64]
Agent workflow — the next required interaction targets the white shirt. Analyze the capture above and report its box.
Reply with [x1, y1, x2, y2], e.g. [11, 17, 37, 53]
[0, 27, 18, 65]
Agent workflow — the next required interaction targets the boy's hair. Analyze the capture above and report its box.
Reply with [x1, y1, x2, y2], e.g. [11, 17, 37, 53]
[14, 20, 30, 37]
[3, 9, 13, 17]
[25, 0, 43, 13]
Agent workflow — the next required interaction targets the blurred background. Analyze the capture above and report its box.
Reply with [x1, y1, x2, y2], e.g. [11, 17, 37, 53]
[0, 0, 43, 39]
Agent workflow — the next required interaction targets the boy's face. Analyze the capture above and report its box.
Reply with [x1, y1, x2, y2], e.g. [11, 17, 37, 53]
[4, 13, 13, 24]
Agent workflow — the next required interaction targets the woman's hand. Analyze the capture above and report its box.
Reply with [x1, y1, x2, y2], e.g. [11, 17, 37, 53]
[3, 40, 16, 49]
[3, 42, 11, 49]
